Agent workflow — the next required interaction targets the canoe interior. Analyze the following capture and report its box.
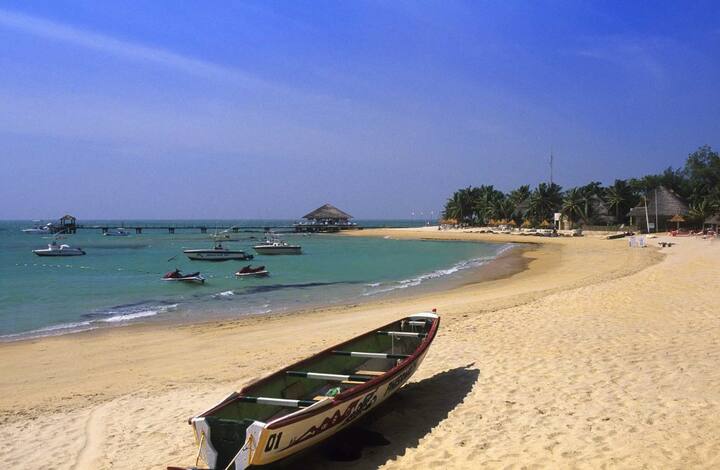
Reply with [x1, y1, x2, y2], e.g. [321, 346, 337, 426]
[198, 315, 436, 469]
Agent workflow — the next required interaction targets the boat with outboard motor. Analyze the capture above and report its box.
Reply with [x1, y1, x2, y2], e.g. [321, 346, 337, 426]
[168, 311, 439, 470]
[162, 269, 205, 284]
[234, 265, 269, 277]
[32, 241, 86, 256]
[184, 242, 253, 261]
[22, 222, 52, 234]
[253, 236, 301, 255]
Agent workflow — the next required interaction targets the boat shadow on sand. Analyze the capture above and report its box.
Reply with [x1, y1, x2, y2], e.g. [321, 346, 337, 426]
[288, 364, 480, 469]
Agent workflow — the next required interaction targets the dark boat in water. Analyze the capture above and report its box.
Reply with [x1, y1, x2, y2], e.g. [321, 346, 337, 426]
[162, 269, 205, 284]
[234, 265, 269, 277]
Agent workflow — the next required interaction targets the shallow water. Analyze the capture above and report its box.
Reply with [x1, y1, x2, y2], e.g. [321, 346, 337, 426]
[0, 220, 512, 340]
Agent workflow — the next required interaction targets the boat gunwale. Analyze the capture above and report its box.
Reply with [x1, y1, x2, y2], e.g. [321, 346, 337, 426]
[197, 314, 439, 428]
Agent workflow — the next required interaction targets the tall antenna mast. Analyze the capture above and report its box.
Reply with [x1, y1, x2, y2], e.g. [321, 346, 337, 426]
[549, 146, 554, 185]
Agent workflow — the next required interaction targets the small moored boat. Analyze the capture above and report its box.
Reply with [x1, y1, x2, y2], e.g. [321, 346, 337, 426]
[22, 222, 52, 234]
[169, 311, 439, 470]
[184, 242, 254, 261]
[32, 241, 86, 257]
[234, 265, 269, 277]
[162, 269, 205, 284]
[253, 236, 301, 255]
[103, 228, 130, 237]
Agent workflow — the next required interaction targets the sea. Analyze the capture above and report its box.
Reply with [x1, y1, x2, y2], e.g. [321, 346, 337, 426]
[0, 220, 514, 341]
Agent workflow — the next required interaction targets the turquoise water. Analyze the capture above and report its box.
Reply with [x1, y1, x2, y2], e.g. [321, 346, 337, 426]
[0, 220, 512, 340]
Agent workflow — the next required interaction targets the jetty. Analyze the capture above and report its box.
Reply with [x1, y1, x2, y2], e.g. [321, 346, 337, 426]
[74, 224, 294, 235]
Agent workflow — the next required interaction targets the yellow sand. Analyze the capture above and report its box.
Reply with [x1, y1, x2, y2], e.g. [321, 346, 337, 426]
[2, 228, 719, 469]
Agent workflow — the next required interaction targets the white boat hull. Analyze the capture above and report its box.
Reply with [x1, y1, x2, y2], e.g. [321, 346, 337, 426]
[184, 251, 251, 261]
[235, 270, 269, 277]
[162, 276, 205, 284]
[33, 249, 85, 256]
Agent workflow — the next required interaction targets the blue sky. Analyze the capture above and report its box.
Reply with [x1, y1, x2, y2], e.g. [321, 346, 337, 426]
[1, 1, 719, 219]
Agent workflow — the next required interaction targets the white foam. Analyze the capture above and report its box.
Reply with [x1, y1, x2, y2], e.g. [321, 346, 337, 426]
[100, 310, 159, 323]
[215, 290, 235, 298]
[363, 245, 515, 297]
[0, 321, 95, 341]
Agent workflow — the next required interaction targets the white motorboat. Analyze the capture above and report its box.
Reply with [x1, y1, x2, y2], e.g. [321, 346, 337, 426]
[253, 236, 302, 255]
[183, 241, 253, 261]
[22, 222, 52, 234]
[104, 228, 130, 237]
[32, 241, 86, 257]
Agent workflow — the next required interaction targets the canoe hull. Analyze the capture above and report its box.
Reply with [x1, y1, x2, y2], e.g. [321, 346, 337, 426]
[186, 313, 439, 470]
[245, 348, 428, 468]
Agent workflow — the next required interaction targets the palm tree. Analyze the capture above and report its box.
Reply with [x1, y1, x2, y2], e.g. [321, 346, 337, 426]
[528, 183, 562, 223]
[493, 197, 515, 221]
[509, 185, 531, 206]
[689, 198, 715, 223]
[605, 179, 634, 222]
[472, 185, 504, 225]
[443, 187, 474, 223]
[562, 188, 587, 227]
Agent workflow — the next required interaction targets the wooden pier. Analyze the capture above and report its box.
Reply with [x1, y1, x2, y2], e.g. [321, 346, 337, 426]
[74, 225, 298, 234]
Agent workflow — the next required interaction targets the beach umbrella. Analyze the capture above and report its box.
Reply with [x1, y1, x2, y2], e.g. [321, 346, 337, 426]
[507, 219, 517, 226]
[669, 214, 685, 231]
[521, 219, 533, 228]
[539, 219, 551, 228]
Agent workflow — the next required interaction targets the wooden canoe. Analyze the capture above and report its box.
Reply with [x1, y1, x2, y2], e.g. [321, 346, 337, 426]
[169, 311, 440, 470]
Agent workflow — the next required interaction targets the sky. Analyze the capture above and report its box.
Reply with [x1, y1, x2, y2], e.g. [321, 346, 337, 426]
[1, 1, 719, 219]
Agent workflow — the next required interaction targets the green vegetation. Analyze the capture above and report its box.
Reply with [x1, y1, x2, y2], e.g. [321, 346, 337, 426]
[442, 146, 720, 227]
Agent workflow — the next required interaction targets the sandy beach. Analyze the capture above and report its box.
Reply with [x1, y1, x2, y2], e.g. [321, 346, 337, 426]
[2, 228, 719, 469]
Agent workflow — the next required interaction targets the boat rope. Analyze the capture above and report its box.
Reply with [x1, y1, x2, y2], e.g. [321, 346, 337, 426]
[224, 431, 256, 470]
[195, 432, 205, 467]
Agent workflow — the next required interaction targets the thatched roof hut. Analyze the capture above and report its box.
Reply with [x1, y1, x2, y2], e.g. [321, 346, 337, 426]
[705, 214, 720, 226]
[303, 204, 353, 222]
[628, 186, 689, 231]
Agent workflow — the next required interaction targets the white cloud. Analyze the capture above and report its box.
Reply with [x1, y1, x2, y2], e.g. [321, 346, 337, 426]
[0, 8, 276, 91]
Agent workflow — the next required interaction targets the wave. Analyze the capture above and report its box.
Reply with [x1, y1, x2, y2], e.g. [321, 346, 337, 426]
[363, 244, 515, 296]
[89, 302, 178, 323]
[0, 321, 96, 341]
[1, 301, 180, 341]
[213, 290, 235, 299]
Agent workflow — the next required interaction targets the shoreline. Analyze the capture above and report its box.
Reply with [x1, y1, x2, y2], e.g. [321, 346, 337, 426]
[4, 227, 692, 469]
[0, 235, 524, 344]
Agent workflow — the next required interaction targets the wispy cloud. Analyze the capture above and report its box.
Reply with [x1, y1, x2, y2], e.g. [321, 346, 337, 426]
[570, 35, 670, 83]
[0, 8, 272, 90]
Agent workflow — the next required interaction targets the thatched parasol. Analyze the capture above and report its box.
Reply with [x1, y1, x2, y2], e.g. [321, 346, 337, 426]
[669, 214, 685, 231]
[487, 218, 497, 226]
[441, 218, 458, 225]
[303, 204, 353, 221]
[507, 219, 517, 226]
[521, 219, 533, 228]
[539, 219, 551, 228]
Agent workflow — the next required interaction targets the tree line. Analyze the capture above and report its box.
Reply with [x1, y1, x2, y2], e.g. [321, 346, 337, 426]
[442, 145, 720, 227]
